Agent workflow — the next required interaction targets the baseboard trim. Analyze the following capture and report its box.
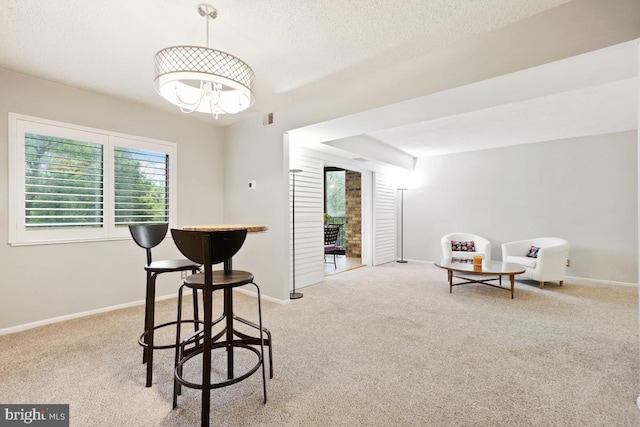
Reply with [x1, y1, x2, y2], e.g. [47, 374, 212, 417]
[0, 294, 168, 337]
[0, 287, 286, 337]
[234, 287, 287, 304]
[564, 275, 637, 287]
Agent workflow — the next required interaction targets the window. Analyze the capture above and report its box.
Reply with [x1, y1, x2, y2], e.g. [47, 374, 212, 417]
[324, 167, 346, 250]
[24, 133, 104, 230]
[9, 113, 177, 245]
[113, 145, 169, 225]
[324, 168, 345, 219]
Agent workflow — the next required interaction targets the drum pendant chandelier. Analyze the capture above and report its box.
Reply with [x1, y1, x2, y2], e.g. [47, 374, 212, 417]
[154, 3, 255, 118]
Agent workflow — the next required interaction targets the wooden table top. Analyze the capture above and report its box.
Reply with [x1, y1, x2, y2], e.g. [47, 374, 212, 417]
[183, 224, 269, 233]
[434, 258, 525, 275]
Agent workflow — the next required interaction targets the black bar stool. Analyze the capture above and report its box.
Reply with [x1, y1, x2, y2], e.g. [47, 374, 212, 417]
[171, 228, 269, 427]
[129, 223, 202, 387]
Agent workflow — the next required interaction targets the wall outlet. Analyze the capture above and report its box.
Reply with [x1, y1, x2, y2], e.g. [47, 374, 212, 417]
[181, 271, 188, 279]
[566, 259, 570, 267]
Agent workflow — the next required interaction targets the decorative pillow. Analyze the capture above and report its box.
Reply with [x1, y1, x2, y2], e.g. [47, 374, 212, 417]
[451, 240, 475, 252]
[526, 246, 540, 258]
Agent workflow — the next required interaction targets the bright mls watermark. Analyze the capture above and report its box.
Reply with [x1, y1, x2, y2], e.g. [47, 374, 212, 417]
[0, 405, 68, 426]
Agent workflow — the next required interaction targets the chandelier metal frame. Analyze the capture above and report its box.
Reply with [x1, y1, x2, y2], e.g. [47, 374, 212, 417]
[154, 3, 255, 118]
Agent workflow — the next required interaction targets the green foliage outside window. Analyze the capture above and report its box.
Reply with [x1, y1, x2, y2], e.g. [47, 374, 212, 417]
[114, 147, 168, 225]
[25, 133, 168, 229]
[325, 170, 345, 218]
[25, 134, 104, 228]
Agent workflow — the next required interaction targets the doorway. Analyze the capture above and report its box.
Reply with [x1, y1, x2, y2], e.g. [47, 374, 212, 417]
[324, 167, 363, 275]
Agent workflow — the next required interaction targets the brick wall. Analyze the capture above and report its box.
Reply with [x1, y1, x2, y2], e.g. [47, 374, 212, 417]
[345, 170, 361, 258]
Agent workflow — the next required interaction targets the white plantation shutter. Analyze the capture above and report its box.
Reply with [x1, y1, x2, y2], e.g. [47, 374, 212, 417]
[373, 172, 396, 265]
[9, 113, 177, 245]
[288, 149, 400, 281]
[114, 147, 169, 225]
[290, 152, 324, 289]
[24, 133, 104, 229]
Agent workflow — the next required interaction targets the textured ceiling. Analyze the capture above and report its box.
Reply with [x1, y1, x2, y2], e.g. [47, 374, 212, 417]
[364, 42, 639, 159]
[289, 38, 639, 169]
[3, 0, 634, 165]
[0, 0, 570, 126]
[368, 78, 638, 158]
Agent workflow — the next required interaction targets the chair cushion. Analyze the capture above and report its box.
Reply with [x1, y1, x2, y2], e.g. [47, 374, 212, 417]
[325, 244, 336, 252]
[526, 246, 540, 258]
[451, 240, 475, 252]
[506, 255, 537, 268]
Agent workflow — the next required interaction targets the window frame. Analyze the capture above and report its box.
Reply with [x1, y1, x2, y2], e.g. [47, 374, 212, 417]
[9, 113, 178, 246]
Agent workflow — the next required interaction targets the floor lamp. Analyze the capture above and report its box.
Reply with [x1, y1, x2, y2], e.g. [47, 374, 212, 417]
[397, 188, 408, 263]
[290, 169, 304, 299]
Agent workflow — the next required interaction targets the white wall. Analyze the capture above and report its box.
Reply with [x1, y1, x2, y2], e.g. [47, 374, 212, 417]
[0, 68, 224, 331]
[402, 131, 638, 283]
[222, 120, 291, 300]
[3, 0, 636, 331]
[223, 0, 640, 301]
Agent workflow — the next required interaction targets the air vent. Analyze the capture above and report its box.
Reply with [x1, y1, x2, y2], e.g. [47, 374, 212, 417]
[352, 157, 368, 162]
[263, 112, 274, 126]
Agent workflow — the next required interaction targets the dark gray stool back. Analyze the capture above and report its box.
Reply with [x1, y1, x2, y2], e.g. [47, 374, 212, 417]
[130, 223, 168, 265]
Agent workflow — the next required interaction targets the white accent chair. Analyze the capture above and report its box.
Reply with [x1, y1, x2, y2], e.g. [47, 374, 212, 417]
[501, 237, 570, 289]
[441, 233, 492, 261]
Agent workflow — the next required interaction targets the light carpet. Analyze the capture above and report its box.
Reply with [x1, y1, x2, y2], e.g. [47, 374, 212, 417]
[0, 262, 638, 426]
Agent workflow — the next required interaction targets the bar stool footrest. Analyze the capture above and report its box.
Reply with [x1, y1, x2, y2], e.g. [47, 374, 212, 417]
[138, 318, 204, 350]
[175, 342, 262, 390]
[233, 315, 273, 379]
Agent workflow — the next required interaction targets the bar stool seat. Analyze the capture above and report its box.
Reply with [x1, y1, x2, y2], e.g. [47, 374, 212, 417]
[138, 258, 202, 351]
